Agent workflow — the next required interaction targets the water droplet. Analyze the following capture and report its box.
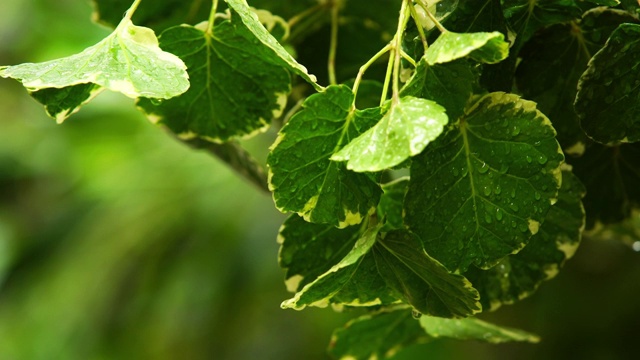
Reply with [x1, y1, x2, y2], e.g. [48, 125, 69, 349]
[496, 208, 504, 221]
[537, 154, 548, 165]
[494, 185, 502, 194]
[511, 126, 520, 136]
[509, 202, 519, 212]
[483, 186, 492, 196]
[484, 213, 492, 224]
[526, 155, 533, 163]
[478, 162, 489, 174]
[535, 192, 541, 200]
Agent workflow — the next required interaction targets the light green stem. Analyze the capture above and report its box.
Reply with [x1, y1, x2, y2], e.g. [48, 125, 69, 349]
[328, 0, 340, 85]
[391, 0, 411, 104]
[124, 0, 143, 21]
[207, 0, 219, 34]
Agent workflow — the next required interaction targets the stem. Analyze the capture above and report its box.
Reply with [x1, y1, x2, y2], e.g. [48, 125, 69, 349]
[380, 49, 395, 106]
[351, 43, 392, 107]
[418, 0, 447, 33]
[407, 1, 428, 52]
[288, 3, 325, 27]
[328, 0, 340, 85]
[207, 0, 219, 34]
[124, 0, 143, 21]
[400, 50, 416, 67]
[185, 138, 270, 194]
[391, 0, 411, 104]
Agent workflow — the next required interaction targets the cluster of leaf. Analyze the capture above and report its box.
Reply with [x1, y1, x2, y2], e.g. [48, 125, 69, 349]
[1, 0, 640, 358]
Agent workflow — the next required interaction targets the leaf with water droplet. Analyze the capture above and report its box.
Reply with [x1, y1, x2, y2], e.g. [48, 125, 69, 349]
[575, 23, 640, 145]
[371, 230, 482, 318]
[378, 177, 410, 232]
[278, 215, 362, 293]
[405, 92, 564, 272]
[328, 307, 429, 360]
[516, 8, 635, 152]
[331, 96, 448, 172]
[225, 0, 321, 89]
[420, 316, 540, 344]
[424, 31, 509, 65]
[268, 85, 382, 228]
[281, 225, 398, 310]
[466, 170, 585, 310]
[501, 0, 583, 46]
[0, 16, 189, 122]
[400, 59, 479, 122]
[137, 10, 293, 141]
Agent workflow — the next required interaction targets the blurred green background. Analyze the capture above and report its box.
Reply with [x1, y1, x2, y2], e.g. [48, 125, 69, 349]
[0, 1, 639, 359]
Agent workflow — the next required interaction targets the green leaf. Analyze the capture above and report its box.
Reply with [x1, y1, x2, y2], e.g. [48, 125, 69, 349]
[91, 0, 209, 32]
[516, 8, 638, 153]
[405, 92, 564, 272]
[372, 230, 482, 318]
[466, 169, 585, 310]
[501, 0, 583, 45]
[0, 18, 189, 115]
[331, 97, 448, 172]
[378, 177, 410, 232]
[424, 31, 509, 65]
[569, 143, 640, 228]
[281, 226, 397, 310]
[278, 215, 361, 293]
[225, 0, 322, 90]
[420, 316, 540, 344]
[328, 308, 429, 360]
[136, 17, 291, 141]
[400, 59, 479, 122]
[575, 23, 640, 145]
[29, 84, 104, 123]
[267, 85, 382, 228]
[445, 0, 509, 34]
[441, 0, 513, 92]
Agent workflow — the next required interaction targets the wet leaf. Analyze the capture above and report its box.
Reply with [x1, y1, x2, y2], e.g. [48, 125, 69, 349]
[0, 17, 189, 121]
[378, 177, 410, 232]
[331, 97, 448, 172]
[420, 316, 540, 343]
[29, 84, 104, 123]
[516, 8, 638, 153]
[278, 215, 362, 293]
[575, 23, 640, 145]
[501, 0, 583, 45]
[328, 308, 428, 360]
[372, 230, 482, 318]
[136, 15, 291, 141]
[225, 0, 321, 89]
[400, 58, 479, 123]
[466, 170, 585, 310]
[267, 85, 382, 228]
[425, 31, 509, 65]
[281, 226, 397, 310]
[405, 92, 564, 272]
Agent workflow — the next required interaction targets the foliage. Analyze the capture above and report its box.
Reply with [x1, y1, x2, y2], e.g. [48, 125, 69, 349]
[2, 0, 640, 358]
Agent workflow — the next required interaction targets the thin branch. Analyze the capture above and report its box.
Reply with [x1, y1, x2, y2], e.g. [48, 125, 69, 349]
[184, 138, 270, 194]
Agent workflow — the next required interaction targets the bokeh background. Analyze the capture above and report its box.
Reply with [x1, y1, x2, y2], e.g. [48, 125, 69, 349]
[0, 1, 639, 359]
